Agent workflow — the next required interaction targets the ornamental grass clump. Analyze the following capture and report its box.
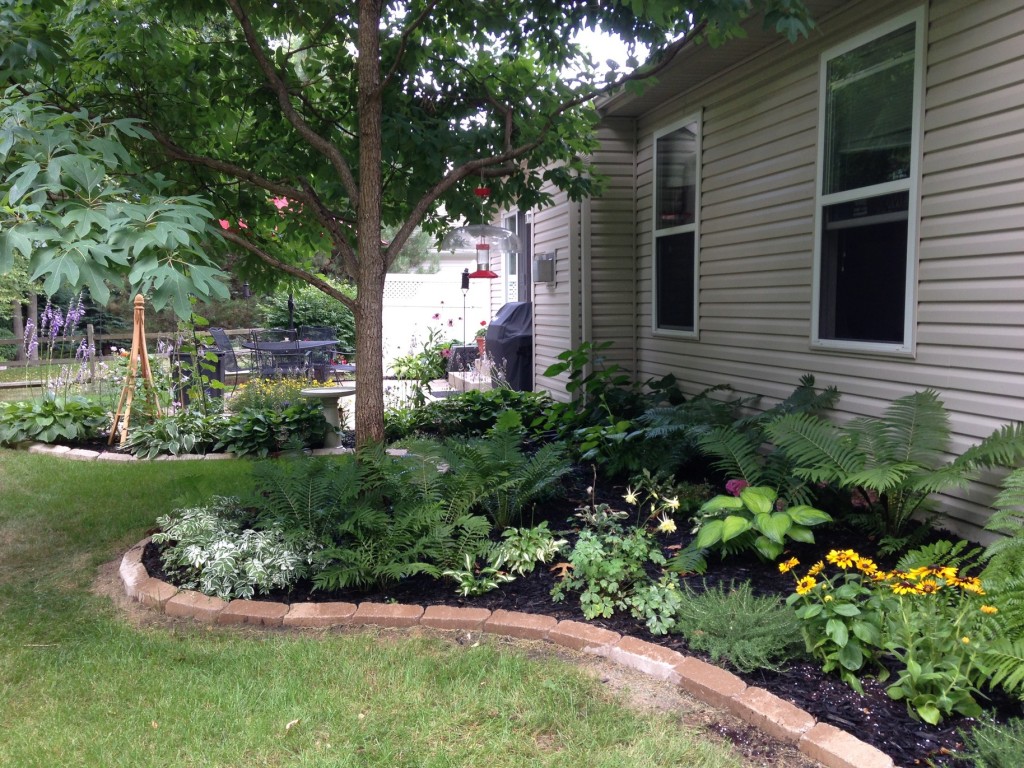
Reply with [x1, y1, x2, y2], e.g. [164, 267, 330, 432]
[785, 541, 1002, 724]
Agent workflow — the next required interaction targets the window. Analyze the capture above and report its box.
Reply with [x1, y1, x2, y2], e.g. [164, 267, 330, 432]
[813, 11, 923, 351]
[653, 117, 700, 334]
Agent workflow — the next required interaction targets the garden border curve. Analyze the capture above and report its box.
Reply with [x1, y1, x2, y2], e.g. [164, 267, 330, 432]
[118, 538, 896, 768]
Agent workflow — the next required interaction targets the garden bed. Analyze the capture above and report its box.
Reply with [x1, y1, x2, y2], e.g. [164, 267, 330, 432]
[142, 469, 1021, 768]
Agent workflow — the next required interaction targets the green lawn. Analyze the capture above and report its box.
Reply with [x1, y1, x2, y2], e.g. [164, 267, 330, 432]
[0, 451, 746, 768]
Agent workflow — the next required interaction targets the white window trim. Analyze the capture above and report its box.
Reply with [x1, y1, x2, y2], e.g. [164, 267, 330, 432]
[652, 112, 701, 338]
[810, 7, 925, 356]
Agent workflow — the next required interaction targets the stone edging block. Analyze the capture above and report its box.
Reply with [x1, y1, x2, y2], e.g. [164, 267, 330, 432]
[483, 609, 558, 640]
[799, 723, 894, 768]
[219, 600, 289, 627]
[727, 685, 815, 743]
[421, 605, 491, 632]
[114, 537, 896, 768]
[352, 602, 424, 627]
[284, 602, 357, 628]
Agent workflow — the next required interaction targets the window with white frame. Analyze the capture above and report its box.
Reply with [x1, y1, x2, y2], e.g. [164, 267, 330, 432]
[653, 117, 700, 334]
[814, 11, 923, 350]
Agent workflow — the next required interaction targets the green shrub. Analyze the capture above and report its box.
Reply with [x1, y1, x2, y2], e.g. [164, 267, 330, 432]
[385, 388, 552, 441]
[0, 394, 108, 446]
[958, 718, 1024, 768]
[258, 281, 356, 350]
[123, 410, 222, 458]
[415, 413, 572, 529]
[766, 389, 1024, 552]
[214, 403, 326, 457]
[227, 376, 311, 414]
[674, 581, 805, 672]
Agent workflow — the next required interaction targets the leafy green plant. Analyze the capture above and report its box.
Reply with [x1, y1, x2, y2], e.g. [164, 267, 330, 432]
[152, 497, 318, 600]
[227, 376, 311, 414]
[420, 413, 572, 528]
[123, 409, 221, 458]
[390, 323, 457, 407]
[0, 393, 108, 446]
[958, 718, 1024, 768]
[551, 525, 667, 621]
[259, 280, 356, 350]
[312, 444, 492, 590]
[691, 486, 832, 561]
[492, 522, 567, 576]
[214, 403, 326, 457]
[695, 374, 840, 507]
[385, 388, 552, 441]
[674, 581, 805, 672]
[785, 546, 1000, 724]
[442, 553, 516, 597]
[766, 390, 1024, 552]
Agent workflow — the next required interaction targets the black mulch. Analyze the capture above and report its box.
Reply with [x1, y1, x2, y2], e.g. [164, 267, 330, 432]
[142, 470, 1024, 768]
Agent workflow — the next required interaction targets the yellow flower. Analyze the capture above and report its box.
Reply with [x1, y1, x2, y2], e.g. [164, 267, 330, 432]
[795, 576, 817, 595]
[665, 496, 681, 511]
[778, 557, 799, 574]
[980, 605, 999, 615]
[807, 560, 825, 577]
[823, 595, 834, 602]
[855, 557, 879, 576]
[623, 487, 638, 506]
[962, 636, 970, 644]
[909, 565, 957, 582]
[916, 579, 941, 595]
[891, 580, 919, 596]
[656, 515, 677, 534]
[826, 549, 858, 569]
[955, 576, 986, 595]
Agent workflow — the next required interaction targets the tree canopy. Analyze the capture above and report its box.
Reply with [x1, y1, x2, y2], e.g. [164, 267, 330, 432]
[1, 0, 813, 444]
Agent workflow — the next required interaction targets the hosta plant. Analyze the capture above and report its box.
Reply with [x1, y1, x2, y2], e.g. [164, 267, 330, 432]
[691, 485, 832, 561]
[0, 393, 108, 446]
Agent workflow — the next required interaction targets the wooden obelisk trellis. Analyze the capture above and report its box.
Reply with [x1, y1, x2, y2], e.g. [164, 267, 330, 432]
[109, 294, 162, 445]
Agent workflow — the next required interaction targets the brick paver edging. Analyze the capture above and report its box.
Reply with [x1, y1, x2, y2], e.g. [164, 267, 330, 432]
[119, 538, 895, 768]
[17, 441, 394, 461]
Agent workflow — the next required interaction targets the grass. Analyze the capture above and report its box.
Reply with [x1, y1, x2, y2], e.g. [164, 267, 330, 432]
[0, 451, 747, 768]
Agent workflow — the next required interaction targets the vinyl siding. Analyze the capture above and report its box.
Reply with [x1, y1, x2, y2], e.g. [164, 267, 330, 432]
[571, 0, 1024, 539]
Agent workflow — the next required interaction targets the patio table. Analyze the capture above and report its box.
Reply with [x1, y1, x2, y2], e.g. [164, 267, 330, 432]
[240, 339, 338, 377]
[300, 386, 356, 447]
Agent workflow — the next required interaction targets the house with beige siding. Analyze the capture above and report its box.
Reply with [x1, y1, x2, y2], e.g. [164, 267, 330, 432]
[506, 0, 1024, 539]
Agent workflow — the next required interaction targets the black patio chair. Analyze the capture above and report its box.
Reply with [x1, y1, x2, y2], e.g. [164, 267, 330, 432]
[209, 328, 245, 391]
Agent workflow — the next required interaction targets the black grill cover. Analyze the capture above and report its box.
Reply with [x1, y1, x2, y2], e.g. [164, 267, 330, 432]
[485, 301, 533, 391]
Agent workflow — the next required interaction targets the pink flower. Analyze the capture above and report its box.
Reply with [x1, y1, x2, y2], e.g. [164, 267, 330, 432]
[238, 220, 248, 229]
[725, 479, 749, 497]
[850, 488, 879, 509]
[271, 196, 289, 210]
[218, 219, 231, 230]
[432, 313, 441, 320]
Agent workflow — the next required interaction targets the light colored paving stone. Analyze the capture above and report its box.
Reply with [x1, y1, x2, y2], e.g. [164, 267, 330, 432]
[603, 636, 686, 683]
[548, 620, 620, 653]
[800, 723, 894, 768]
[310, 447, 353, 456]
[352, 602, 424, 628]
[421, 605, 491, 631]
[28, 443, 71, 454]
[675, 656, 748, 709]
[727, 686, 816, 743]
[483, 609, 557, 641]
[203, 452, 236, 460]
[136, 578, 179, 609]
[165, 590, 230, 623]
[96, 451, 137, 462]
[284, 602, 357, 628]
[65, 448, 100, 460]
[218, 600, 289, 627]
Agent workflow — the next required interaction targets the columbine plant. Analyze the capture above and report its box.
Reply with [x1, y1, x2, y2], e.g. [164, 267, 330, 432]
[785, 547, 1001, 724]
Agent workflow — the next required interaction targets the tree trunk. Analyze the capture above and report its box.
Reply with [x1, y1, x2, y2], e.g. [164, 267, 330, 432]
[353, 0, 386, 448]
[11, 300, 25, 361]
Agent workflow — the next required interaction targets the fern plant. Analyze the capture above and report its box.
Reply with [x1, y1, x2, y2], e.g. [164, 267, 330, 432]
[312, 443, 492, 590]
[767, 390, 1024, 551]
[416, 413, 572, 528]
[696, 374, 840, 507]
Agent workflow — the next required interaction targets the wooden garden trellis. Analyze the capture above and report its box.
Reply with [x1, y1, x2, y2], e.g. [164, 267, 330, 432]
[108, 294, 162, 445]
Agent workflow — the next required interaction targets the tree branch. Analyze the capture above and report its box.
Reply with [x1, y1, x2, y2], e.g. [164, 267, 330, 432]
[225, 0, 360, 206]
[382, 0, 444, 88]
[220, 230, 356, 312]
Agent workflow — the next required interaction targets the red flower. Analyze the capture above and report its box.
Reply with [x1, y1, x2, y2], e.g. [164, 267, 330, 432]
[218, 219, 231, 230]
